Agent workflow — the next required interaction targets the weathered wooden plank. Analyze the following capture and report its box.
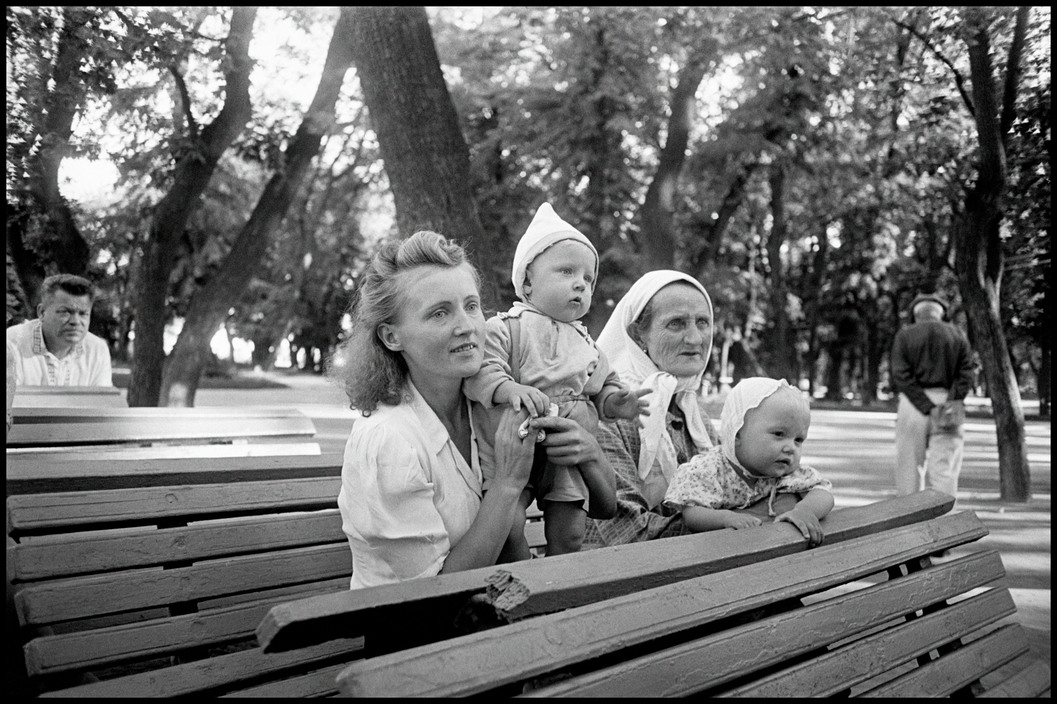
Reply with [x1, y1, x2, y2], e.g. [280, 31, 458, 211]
[6, 450, 339, 494]
[37, 638, 364, 698]
[7, 416, 316, 447]
[859, 623, 1030, 698]
[220, 663, 349, 698]
[10, 509, 344, 580]
[333, 513, 989, 697]
[16, 544, 352, 625]
[23, 579, 351, 677]
[12, 405, 308, 420]
[13, 386, 126, 408]
[525, 551, 1007, 697]
[716, 588, 1017, 697]
[258, 490, 957, 654]
[6, 441, 321, 466]
[978, 655, 1052, 698]
[7, 477, 341, 532]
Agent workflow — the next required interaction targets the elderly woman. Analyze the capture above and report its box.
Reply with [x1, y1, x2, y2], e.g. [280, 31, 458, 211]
[584, 270, 792, 547]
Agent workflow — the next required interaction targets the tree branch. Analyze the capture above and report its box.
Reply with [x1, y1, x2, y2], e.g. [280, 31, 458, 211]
[1000, 6, 1030, 142]
[890, 16, 975, 117]
[168, 64, 199, 140]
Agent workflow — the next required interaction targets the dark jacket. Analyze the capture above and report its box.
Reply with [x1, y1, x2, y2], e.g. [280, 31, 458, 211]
[890, 320, 975, 415]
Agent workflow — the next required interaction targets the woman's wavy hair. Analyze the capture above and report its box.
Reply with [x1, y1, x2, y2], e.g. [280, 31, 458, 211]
[327, 230, 479, 413]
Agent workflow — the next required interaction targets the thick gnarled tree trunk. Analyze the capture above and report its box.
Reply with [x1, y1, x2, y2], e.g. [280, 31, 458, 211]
[127, 7, 257, 407]
[347, 6, 500, 306]
[954, 7, 1031, 500]
[160, 7, 358, 406]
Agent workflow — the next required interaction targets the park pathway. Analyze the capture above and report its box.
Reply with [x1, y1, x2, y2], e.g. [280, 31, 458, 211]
[191, 370, 1051, 669]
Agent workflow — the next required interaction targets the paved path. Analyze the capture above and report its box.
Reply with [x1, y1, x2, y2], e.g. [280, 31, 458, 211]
[191, 371, 1051, 666]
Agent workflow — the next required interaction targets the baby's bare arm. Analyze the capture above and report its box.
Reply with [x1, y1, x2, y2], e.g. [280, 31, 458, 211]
[682, 506, 762, 533]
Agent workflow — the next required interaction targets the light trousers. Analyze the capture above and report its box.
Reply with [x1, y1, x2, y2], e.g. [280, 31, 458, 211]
[894, 389, 964, 499]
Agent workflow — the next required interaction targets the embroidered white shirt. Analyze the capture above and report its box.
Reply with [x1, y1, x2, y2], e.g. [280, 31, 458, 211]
[6, 319, 113, 386]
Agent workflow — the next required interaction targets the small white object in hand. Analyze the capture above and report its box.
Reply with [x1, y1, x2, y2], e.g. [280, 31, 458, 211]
[517, 403, 559, 442]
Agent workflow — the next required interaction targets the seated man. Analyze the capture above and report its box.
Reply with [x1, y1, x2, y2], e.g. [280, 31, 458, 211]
[6, 273, 113, 387]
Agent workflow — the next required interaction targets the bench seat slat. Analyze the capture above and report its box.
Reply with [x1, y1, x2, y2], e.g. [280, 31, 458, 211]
[858, 623, 1030, 698]
[8, 477, 341, 532]
[10, 510, 344, 580]
[23, 579, 351, 677]
[259, 490, 956, 654]
[16, 544, 352, 625]
[38, 638, 364, 698]
[718, 588, 1017, 697]
[526, 551, 1007, 697]
[333, 512, 988, 697]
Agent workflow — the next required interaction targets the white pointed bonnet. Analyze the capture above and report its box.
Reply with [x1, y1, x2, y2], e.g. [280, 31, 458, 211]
[511, 202, 598, 301]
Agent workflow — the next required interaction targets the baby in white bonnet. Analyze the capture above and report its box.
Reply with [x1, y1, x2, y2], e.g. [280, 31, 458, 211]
[663, 377, 834, 546]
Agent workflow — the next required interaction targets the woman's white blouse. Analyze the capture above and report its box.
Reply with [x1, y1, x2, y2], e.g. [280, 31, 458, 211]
[338, 383, 482, 589]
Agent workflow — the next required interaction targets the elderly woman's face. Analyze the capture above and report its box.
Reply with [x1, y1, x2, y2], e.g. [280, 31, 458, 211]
[637, 283, 712, 378]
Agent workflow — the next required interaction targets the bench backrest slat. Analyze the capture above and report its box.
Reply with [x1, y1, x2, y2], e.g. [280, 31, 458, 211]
[11, 510, 344, 580]
[333, 513, 991, 697]
[16, 543, 352, 625]
[722, 590, 1019, 698]
[857, 623, 1029, 698]
[13, 386, 126, 408]
[6, 450, 339, 494]
[24, 579, 353, 678]
[7, 406, 317, 448]
[257, 490, 957, 653]
[8, 477, 341, 532]
[529, 554, 1009, 697]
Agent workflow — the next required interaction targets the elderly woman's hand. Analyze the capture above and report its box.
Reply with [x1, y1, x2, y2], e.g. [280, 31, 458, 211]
[490, 407, 538, 493]
[529, 414, 603, 466]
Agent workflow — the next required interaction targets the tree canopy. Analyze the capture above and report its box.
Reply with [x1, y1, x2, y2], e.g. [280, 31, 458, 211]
[6, 7, 1050, 438]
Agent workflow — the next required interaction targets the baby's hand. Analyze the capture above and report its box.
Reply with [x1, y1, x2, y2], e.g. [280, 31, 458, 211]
[605, 386, 652, 425]
[496, 381, 550, 417]
[723, 512, 763, 530]
[776, 506, 824, 546]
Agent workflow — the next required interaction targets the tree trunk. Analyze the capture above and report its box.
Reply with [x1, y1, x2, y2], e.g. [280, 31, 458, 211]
[764, 164, 797, 383]
[127, 7, 257, 407]
[637, 55, 711, 271]
[160, 7, 356, 406]
[347, 6, 500, 306]
[22, 7, 94, 280]
[954, 8, 1031, 500]
[689, 161, 757, 276]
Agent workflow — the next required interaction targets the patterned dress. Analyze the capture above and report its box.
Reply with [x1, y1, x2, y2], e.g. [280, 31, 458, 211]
[664, 446, 831, 516]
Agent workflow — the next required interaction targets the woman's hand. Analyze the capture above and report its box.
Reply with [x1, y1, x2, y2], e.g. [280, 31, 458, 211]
[489, 407, 537, 493]
[529, 414, 602, 466]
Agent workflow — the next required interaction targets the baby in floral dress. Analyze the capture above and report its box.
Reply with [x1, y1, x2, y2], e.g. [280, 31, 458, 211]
[664, 377, 834, 546]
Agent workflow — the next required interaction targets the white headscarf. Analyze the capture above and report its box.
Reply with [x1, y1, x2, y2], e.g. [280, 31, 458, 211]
[511, 202, 599, 302]
[595, 270, 715, 482]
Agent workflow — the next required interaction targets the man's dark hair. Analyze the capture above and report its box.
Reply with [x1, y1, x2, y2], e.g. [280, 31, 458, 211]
[39, 274, 96, 306]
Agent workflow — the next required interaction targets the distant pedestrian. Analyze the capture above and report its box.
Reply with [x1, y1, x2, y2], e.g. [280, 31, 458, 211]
[890, 292, 975, 500]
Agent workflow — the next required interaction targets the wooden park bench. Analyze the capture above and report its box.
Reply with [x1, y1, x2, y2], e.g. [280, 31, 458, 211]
[4, 451, 545, 697]
[257, 489, 1049, 698]
[6, 406, 319, 457]
[11, 386, 128, 408]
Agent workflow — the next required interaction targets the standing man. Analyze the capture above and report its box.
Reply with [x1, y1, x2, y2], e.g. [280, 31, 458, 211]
[890, 292, 975, 500]
[6, 274, 113, 387]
